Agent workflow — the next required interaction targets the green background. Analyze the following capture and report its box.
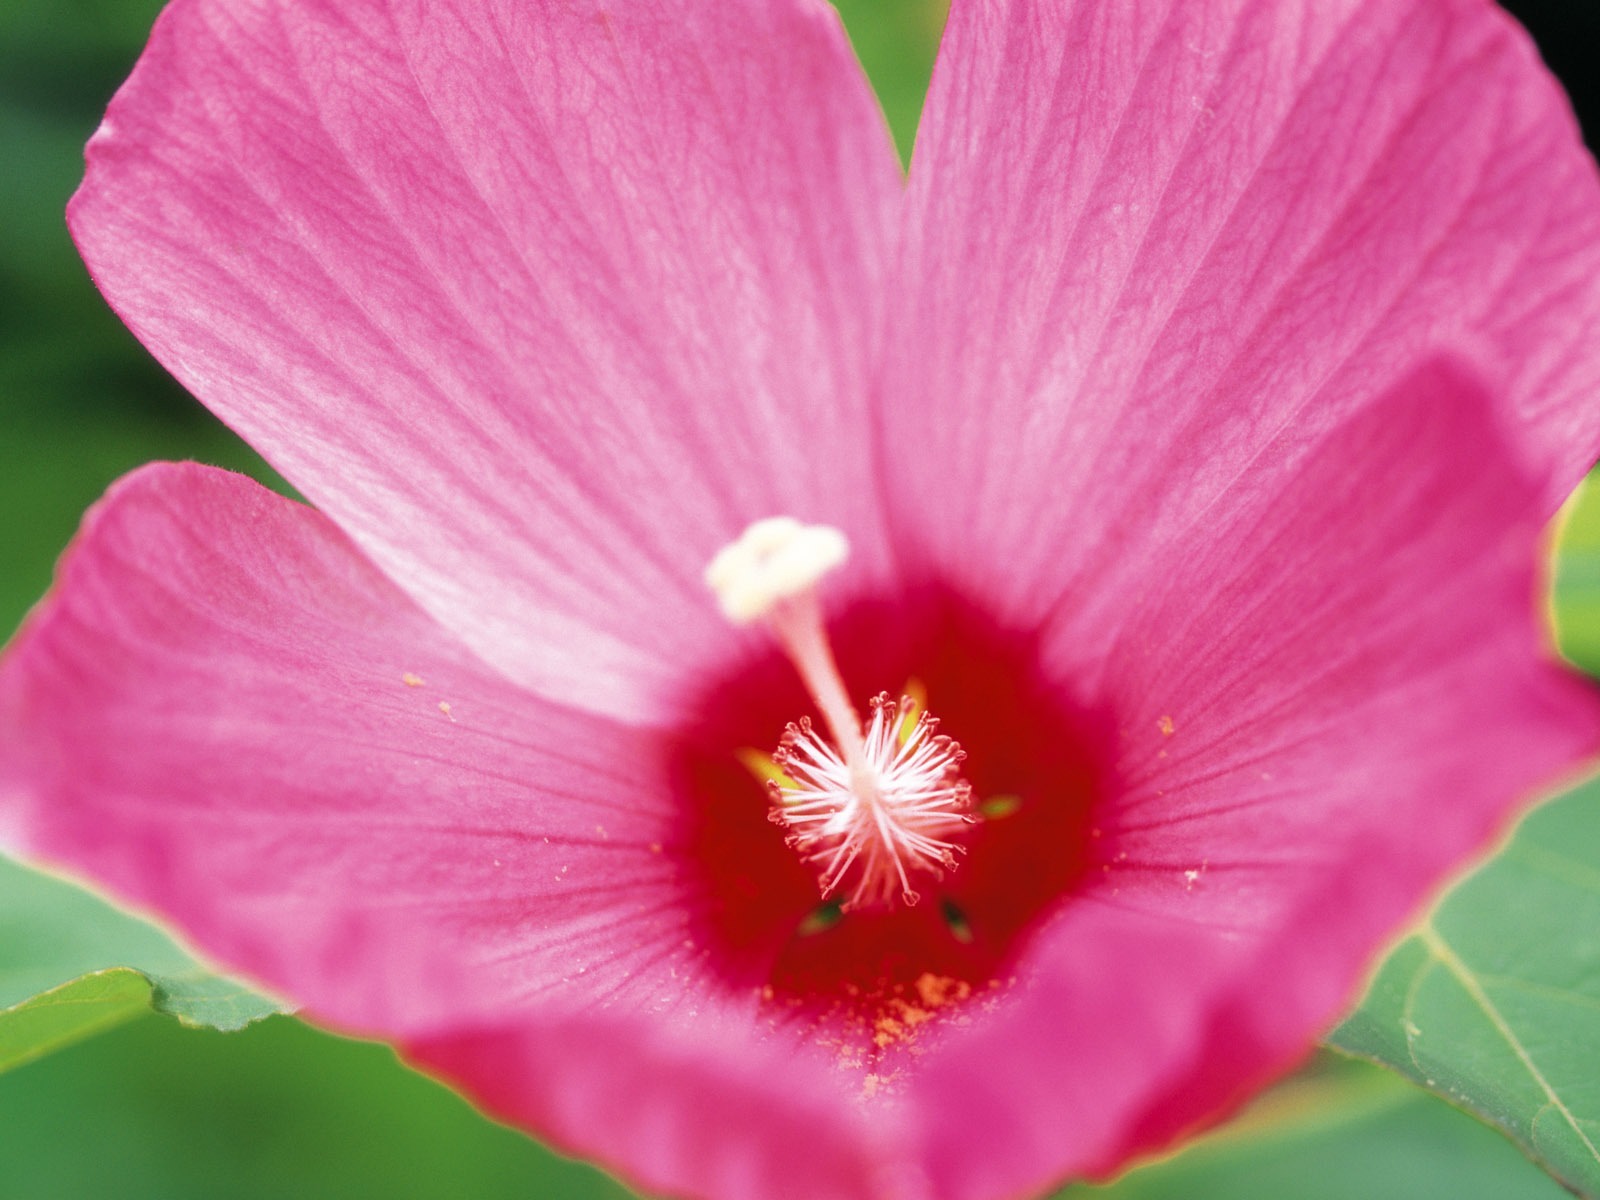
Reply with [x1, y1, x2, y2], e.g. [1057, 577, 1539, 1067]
[3, 1, 1598, 1196]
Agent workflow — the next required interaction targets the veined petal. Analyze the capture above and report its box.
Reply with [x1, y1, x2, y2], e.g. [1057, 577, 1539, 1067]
[68, 0, 905, 723]
[408, 1013, 915, 1200]
[0, 464, 705, 1037]
[887, 0, 1600, 622]
[897, 359, 1600, 1200]
[3, 463, 944, 1193]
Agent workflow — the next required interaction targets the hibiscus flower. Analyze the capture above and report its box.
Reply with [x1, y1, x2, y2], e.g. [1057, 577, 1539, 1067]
[6, 0, 1600, 1197]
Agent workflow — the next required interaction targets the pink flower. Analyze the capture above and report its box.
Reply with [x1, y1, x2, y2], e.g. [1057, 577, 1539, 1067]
[6, 0, 1600, 1196]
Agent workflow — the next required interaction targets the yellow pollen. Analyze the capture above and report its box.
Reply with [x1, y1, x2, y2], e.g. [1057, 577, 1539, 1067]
[736, 746, 798, 791]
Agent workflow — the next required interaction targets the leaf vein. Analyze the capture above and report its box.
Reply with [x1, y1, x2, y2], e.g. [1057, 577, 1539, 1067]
[1420, 922, 1600, 1167]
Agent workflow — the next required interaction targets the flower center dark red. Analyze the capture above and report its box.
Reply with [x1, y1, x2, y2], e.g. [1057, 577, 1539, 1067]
[673, 587, 1112, 1038]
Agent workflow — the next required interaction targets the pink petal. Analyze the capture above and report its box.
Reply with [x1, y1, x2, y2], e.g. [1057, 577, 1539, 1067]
[407, 1014, 917, 1200]
[898, 358, 1600, 1200]
[886, 0, 1600, 624]
[68, 0, 905, 722]
[0, 464, 707, 1037]
[6, 463, 937, 1195]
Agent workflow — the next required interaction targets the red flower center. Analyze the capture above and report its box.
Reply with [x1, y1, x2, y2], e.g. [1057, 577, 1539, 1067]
[674, 587, 1112, 1063]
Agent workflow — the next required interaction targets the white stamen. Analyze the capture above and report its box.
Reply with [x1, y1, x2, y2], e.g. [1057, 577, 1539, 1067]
[771, 695, 975, 910]
[706, 519, 975, 911]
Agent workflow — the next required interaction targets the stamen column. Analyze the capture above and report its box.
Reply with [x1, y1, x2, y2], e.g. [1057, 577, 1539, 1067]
[706, 519, 975, 910]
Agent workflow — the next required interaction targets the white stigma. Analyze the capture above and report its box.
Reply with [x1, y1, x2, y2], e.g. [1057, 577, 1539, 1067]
[704, 517, 849, 625]
[706, 518, 976, 911]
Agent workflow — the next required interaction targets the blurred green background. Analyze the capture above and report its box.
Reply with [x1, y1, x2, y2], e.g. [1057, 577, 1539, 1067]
[3, 1, 1599, 1196]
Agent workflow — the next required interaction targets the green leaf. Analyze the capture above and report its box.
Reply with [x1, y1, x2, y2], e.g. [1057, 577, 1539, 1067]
[0, 855, 283, 1073]
[832, 0, 945, 168]
[1328, 777, 1600, 1196]
[1065, 1057, 1571, 1199]
[0, 1013, 636, 1199]
[0, 969, 152, 1074]
[1554, 473, 1600, 676]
